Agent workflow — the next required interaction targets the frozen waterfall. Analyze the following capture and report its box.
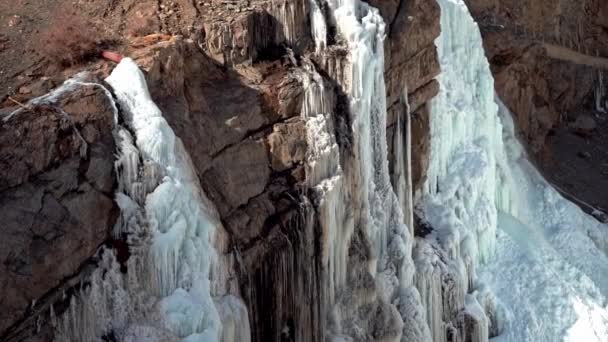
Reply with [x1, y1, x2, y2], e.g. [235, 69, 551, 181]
[422, 0, 608, 341]
[56, 59, 250, 342]
[308, 0, 431, 341]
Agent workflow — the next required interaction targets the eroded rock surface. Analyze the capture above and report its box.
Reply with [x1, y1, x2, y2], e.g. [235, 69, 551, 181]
[465, 0, 608, 212]
[0, 0, 443, 341]
[0, 84, 117, 338]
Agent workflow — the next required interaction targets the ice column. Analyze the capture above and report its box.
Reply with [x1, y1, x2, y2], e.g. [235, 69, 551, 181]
[393, 90, 415, 236]
[106, 58, 252, 341]
[418, 0, 502, 339]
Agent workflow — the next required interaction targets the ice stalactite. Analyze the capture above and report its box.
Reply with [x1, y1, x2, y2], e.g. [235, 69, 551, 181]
[309, 0, 328, 53]
[270, 0, 310, 46]
[392, 90, 415, 237]
[56, 59, 250, 342]
[421, 0, 608, 341]
[307, 1, 431, 341]
[417, 0, 505, 338]
[300, 60, 346, 308]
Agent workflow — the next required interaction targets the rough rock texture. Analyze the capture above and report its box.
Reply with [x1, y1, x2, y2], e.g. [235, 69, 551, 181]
[465, 0, 608, 211]
[128, 1, 442, 340]
[131, 34, 313, 341]
[463, 0, 606, 153]
[0, 0, 442, 341]
[0, 85, 117, 339]
[379, 0, 441, 193]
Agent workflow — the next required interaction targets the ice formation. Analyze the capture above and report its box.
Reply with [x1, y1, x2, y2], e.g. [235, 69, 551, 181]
[421, 0, 608, 341]
[55, 59, 250, 342]
[28, 0, 608, 340]
[307, 1, 431, 340]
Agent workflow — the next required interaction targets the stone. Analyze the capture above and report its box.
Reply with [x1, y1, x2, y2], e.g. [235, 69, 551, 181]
[267, 119, 307, 172]
[202, 138, 271, 216]
[0, 85, 117, 336]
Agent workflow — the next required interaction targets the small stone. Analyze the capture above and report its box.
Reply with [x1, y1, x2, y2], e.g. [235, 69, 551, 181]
[7, 15, 21, 27]
[18, 86, 31, 94]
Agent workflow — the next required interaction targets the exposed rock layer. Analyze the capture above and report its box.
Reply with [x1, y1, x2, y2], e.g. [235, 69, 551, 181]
[1, 0, 440, 341]
[0, 84, 117, 339]
[464, 0, 607, 152]
[465, 0, 608, 212]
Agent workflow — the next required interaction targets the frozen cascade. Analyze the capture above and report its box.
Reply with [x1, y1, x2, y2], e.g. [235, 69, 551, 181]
[56, 59, 250, 342]
[308, 1, 431, 341]
[422, 0, 608, 341]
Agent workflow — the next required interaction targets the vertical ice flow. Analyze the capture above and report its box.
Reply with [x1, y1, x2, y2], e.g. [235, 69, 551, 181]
[107, 58, 253, 342]
[424, 0, 608, 341]
[308, 1, 431, 340]
[596, 70, 607, 114]
[58, 59, 250, 341]
[106, 58, 224, 339]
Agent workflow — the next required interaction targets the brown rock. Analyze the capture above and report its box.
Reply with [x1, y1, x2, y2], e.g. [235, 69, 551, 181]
[267, 119, 307, 172]
[202, 138, 271, 216]
[0, 85, 117, 335]
[125, 2, 161, 37]
[381, 0, 440, 195]
[465, 0, 604, 156]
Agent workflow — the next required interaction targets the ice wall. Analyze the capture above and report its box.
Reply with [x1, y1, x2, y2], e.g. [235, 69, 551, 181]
[56, 59, 250, 342]
[421, 0, 608, 341]
[307, 1, 432, 341]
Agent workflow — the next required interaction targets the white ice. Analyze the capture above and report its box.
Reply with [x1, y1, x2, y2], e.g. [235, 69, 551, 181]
[308, 1, 432, 340]
[107, 58, 253, 342]
[424, 0, 608, 341]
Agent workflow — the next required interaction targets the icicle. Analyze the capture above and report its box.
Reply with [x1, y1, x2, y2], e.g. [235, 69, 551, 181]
[393, 88, 415, 236]
[309, 0, 328, 53]
[105, 58, 234, 339]
[270, 0, 308, 47]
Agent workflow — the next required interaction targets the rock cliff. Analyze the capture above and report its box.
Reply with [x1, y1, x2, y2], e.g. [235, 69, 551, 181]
[465, 0, 608, 212]
[0, 81, 118, 341]
[0, 1, 441, 340]
[1, 0, 605, 341]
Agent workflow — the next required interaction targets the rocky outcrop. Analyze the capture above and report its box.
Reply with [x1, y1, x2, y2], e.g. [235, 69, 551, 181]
[125, 1, 442, 340]
[130, 33, 314, 340]
[0, 83, 117, 339]
[465, 0, 608, 212]
[464, 0, 608, 155]
[0, 0, 443, 340]
[379, 0, 441, 193]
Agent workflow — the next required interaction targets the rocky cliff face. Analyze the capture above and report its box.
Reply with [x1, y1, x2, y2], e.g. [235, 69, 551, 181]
[5, 0, 604, 341]
[464, 0, 608, 212]
[137, 2, 442, 341]
[0, 1, 441, 340]
[465, 0, 608, 154]
[0, 81, 118, 341]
